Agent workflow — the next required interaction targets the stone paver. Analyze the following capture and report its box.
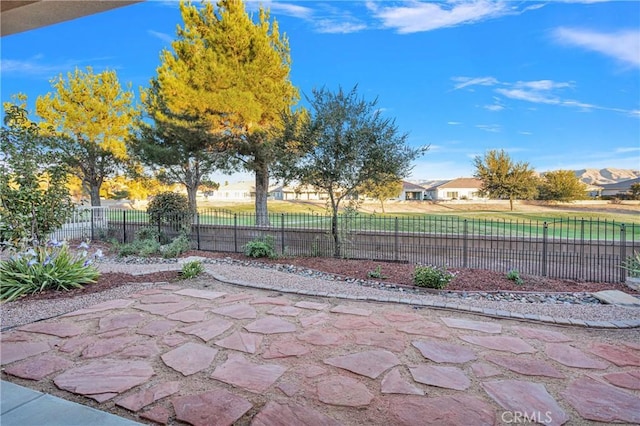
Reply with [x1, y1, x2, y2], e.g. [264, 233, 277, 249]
[140, 406, 170, 425]
[601, 370, 640, 390]
[115, 381, 180, 411]
[512, 325, 572, 342]
[178, 318, 233, 342]
[17, 322, 84, 338]
[316, 375, 374, 407]
[135, 301, 194, 316]
[215, 331, 262, 354]
[459, 335, 535, 354]
[120, 341, 161, 358]
[412, 340, 477, 363]
[397, 322, 450, 338]
[211, 354, 286, 393]
[137, 320, 178, 336]
[562, 376, 640, 423]
[589, 342, 640, 366]
[545, 343, 609, 369]
[388, 394, 496, 425]
[353, 331, 405, 352]
[172, 389, 252, 426]
[294, 301, 328, 311]
[380, 368, 424, 395]
[211, 303, 257, 319]
[333, 316, 383, 330]
[167, 309, 206, 323]
[592, 289, 640, 307]
[0, 341, 52, 365]
[298, 329, 345, 346]
[262, 339, 310, 359]
[471, 362, 502, 378]
[330, 305, 371, 316]
[61, 299, 133, 317]
[82, 336, 137, 358]
[409, 365, 471, 390]
[173, 288, 227, 300]
[161, 342, 218, 376]
[441, 317, 502, 333]
[485, 354, 565, 378]
[98, 313, 146, 332]
[244, 317, 296, 334]
[483, 380, 569, 426]
[252, 401, 340, 426]
[139, 294, 184, 304]
[324, 349, 400, 379]
[383, 311, 423, 323]
[4, 354, 73, 380]
[300, 312, 331, 328]
[268, 306, 302, 317]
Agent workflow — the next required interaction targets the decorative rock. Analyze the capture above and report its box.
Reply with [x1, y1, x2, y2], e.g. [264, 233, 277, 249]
[174, 288, 226, 300]
[167, 310, 206, 323]
[17, 322, 83, 338]
[61, 299, 132, 317]
[116, 381, 180, 411]
[98, 313, 146, 332]
[589, 342, 640, 366]
[211, 354, 286, 393]
[409, 365, 470, 391]
[512, 326, 572, 343]
[324, 349, 400, 379]
[545, 343, 609, 369]
[471, 362, 501, 378]
[353, 331, 405, 352]
[294, 301, 328, 311]
[140, 405, 170, 425]
[316, 375, 373, 407]
[485, 354, 564, 378]
[161, 342, 218, 376]
[602, 370, 640, 390]
[483, 380, 569, 426]
[137, 320, 178, 337]
[397, 322, 450, 339]
[178, 318, 233, 342]
[215, 331, 263, 354]
[333, 317, 383, 330]
[562, 377, 640, 423]
[329, 305, 371, 316]
[262, 339, 310, 359]
[54, 360, 154, 397]
[297, 330, 344, 346]
[211, 303, 257, 319]
[58, 336, 93, 353]
[244, 317, 296, 334]
[302, 365, 327, 378]
[459, 335, 535, 354]
[0, 341, 51, 365]
[267, 306, 302, 317]
[4, 354, 73, 380]
[300, 313, 331, 328]
[81, 336, 137, 358]
[441, 317, 501, 333]
[135, 301, 194, 316]
[119, 341, 161, 358]
[277, 381, 299, 397]
[388, 395, 495, 425]
[412, 340, 476, 363]
[162, 334, 188, 347]
[381, 368, 424, 395]
[172, 389, 252, 426]
[252, 401, 340, 426]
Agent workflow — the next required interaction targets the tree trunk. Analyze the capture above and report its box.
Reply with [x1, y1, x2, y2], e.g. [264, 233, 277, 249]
[186, 185, 198, 214]
[380, 199, 386, 213]
[329, 192, 341, 257]
[254, 160, 270, 226]
[89, 183, 101, 207]
[509, 197, 514, 211]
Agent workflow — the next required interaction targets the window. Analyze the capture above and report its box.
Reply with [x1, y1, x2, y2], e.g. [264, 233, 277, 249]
[446, 191, 459, 199]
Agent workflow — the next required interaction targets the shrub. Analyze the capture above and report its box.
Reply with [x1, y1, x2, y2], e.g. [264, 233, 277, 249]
[135, 227, 160, 242]
[413, 265, 453, 289]
[0, 240, 100, 302]
[181, 260, 204, 279]
[506, 269, 524, 285]
[147, 192, 191, 232]
[116, 238, 160, 258]
[622, 251, 640, 278]
[161, 234, 191, 258]
[367, 265, 387, 279]
[244, 236, 277, 258]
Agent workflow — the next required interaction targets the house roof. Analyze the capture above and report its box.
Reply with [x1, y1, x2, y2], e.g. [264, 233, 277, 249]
[424, 178, 483, 191]
[598, 177, 640, 191]
[402, 181, 426, 192]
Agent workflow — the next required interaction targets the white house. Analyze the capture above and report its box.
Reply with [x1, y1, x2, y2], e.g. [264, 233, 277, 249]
[599, 177, 640, 198]
[269, 184, 324, 201]
[206, 181, 255, 201]
[424, 178, 485, 200]
[399, 181, 427, 200]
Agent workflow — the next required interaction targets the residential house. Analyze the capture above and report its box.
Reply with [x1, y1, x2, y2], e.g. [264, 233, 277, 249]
[598, 177, 640, 198]
[424, 178, 485, 201]
[269, 184, 324, 201]
[399, 181, 427, 200]
[206, 181, 255, 201]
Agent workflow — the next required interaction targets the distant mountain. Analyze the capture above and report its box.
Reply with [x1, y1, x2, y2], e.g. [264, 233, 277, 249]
[573, 168, 640, 185]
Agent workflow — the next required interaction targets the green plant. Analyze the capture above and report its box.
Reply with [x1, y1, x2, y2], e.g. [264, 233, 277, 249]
[506, 269, 524, 285]
[0, 240, 100, 302]
[181, 260, 204, 279]
[116, 238, 161, 257]
[413, 265, 454, 289]
[147, 192, 191, 231]
[244, 236, 277, 258]
[161, 234, 191, 258]
[367, 265, 387, 279]
[135, 227, 160, 242]
[622, 251, 640, 278]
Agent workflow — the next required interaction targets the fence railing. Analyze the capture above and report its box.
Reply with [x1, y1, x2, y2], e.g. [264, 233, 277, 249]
[52, 207, 640, 283]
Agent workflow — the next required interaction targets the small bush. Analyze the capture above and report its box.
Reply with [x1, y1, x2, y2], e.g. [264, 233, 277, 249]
[367, 265, 387, 279]
[181, 260, 204, 279]
[161, 234, 191, 258]
[622, 251, 640, 278]
[117, 238, 161, 258]
[0, 241, 100, 302]
[244, 236, 277, 258]
[413, 265, 453, 289]
[147, 192, 191, 231]
[506, 269, 524, 285]
[135, 227, 160, 242]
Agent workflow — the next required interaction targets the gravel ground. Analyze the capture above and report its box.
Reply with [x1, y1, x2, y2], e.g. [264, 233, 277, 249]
[2, 259, 639, 330]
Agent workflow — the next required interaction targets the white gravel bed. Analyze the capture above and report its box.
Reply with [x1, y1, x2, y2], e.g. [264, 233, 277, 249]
[1, 261, 638, 330]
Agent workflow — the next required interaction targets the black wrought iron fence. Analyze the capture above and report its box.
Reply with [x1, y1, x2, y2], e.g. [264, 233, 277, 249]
[52, 208, 639, 283]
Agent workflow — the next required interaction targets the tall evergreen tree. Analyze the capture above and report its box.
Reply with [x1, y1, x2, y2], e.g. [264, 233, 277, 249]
[36, 67, 136, 206]
[156, 0, 298, 224]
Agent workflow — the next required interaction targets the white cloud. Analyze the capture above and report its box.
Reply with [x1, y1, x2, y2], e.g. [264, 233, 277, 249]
[484, 104, 504, 111]
[495, 88, 559, 104]
[519, 131, 533, 135]
[0, 56, 113, 77]
[553, 27, 640, 68]
[148, 30, 173, 44]
[261, 2, 314, 19]
[451, 76, 499, 90]
[368, 0, 514, 34]
[315, 20, 367, 34]
[447, 121, 462, 125]
[475, 124, 502, 133]
[615, 147, 640, 153]
[515, 80, 573, 90]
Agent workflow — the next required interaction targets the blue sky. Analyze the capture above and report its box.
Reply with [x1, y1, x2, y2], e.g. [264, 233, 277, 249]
[2, 0, 639, 182]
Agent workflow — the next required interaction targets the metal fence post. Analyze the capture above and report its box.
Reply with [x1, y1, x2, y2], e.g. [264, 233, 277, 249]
[122, 210, 127, 243]
[90, 208, 95, 242]
[281, 213, 285, 255]
[542, 222, 548, 277]
[196, 212, 201, 250]
[234, 214, 238, 253]
[394, 217, 399, 261]
[620, 224, 627, 283]
[463, 219, 468, 268]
